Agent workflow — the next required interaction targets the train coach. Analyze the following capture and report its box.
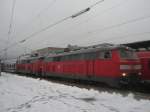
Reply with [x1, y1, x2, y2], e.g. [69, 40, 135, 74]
[2, 63, 16, 73]
[16, 44, 141, 87]
[137, 51, 150, 83]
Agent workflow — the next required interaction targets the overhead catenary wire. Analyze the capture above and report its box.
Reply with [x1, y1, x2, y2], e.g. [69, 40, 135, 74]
[78, 31, 150, 46]
[59, 0, 128, 34]
[2, 31, 150, 62]
[21, 0, 104, 41]
[1, 0, 56, 60]
[68, 14, 150, 44]
[89, 0, 105, 8]
[52, 0, 129, 45]
[0, 0, 104, 55]
[89, 15, 150, 34]
[71, 0, 104, 18]
[101, 31, 150, 43]
[78, 0, 129, 25]
[2, 0, 150, 60]
[35, 0, 57, 18]
[2, 12, 150, 53]
[10, 0, 57, 42]
[0, 41, 18, 54]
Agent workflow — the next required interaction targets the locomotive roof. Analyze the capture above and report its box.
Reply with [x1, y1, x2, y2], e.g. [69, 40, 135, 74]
[17, 44, 133, 61]
[46, 44, 132, 58]
[18, 56, 44, 61]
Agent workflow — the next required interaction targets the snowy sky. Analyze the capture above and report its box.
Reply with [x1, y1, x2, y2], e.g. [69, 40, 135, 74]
[0, 0, 150, 59]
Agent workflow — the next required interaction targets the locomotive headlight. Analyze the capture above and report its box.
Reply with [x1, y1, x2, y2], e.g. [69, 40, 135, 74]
[120, 65, 131, 70]
[122, 73, 127, 77]
[134, 65, 141, 70]
[138, 72, 142, 75]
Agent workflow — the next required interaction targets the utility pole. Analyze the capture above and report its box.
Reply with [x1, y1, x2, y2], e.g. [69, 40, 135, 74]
[0, 59, 1, 76]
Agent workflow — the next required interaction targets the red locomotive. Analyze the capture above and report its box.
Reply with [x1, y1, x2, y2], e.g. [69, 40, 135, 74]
[137, 51, 150, 83]
[15, 44, 141, 87]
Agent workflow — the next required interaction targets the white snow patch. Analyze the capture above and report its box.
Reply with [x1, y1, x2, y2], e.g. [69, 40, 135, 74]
[0, 72, 150, 112]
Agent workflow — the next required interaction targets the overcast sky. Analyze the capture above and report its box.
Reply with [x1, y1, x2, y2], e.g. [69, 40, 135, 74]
[0, 0, 150, 59]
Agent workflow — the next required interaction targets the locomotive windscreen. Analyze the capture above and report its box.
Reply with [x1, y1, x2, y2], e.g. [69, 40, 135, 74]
[119, 48, 138, 59]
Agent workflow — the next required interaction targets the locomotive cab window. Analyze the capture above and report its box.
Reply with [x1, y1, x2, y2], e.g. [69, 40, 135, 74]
[119, 48, 138, 59]
[99, 51, 112, 59]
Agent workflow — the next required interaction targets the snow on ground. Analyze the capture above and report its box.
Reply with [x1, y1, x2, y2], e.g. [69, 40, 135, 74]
[0, 72, 150, 112]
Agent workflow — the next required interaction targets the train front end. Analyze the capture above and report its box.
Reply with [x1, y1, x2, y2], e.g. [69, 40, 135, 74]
[117, 47, 141, 85]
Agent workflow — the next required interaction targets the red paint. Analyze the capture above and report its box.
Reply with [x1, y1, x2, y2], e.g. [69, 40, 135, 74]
[137, 51, 150, 81]
[16, 46, 141, 85]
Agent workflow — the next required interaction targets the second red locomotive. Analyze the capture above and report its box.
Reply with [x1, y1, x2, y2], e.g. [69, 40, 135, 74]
[137, 51, 150, 83]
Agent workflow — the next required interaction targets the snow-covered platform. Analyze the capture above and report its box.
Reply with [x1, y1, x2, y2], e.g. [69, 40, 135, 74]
[0, 72, 150, 112]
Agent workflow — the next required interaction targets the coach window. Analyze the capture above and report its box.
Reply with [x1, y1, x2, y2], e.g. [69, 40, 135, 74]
[99, 51, 112, 59]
